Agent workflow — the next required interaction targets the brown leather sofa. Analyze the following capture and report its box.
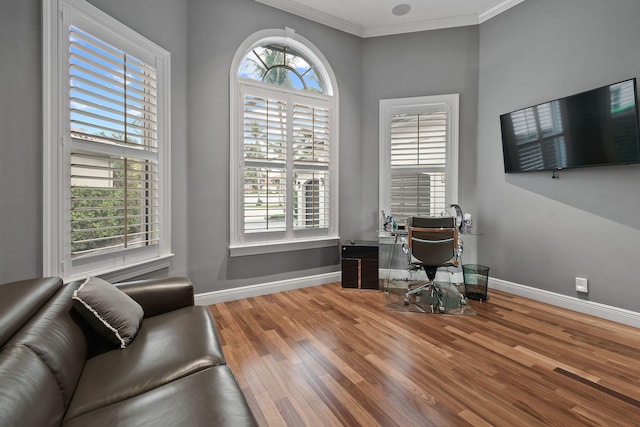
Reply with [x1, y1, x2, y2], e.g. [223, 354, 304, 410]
[0, 276, 258, 426]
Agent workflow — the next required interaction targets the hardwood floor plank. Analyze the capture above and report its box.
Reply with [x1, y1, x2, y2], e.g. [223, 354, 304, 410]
[276, 358, 342, 426]
[209, 284, 640, 426]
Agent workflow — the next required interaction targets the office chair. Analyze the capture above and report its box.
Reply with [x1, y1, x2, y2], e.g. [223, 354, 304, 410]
[404, 216, 461, 311]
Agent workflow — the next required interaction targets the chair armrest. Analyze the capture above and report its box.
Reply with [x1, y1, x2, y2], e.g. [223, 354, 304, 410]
[116, 277, 194, 318]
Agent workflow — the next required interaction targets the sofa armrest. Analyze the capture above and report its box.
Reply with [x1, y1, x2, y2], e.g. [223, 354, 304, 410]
[116, 277, 194, 318]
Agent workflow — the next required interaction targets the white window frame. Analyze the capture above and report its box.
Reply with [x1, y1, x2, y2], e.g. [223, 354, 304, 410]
[379, 94, 459, 230]
[229, 28, 339, 257]
[43, 0, 172, 282]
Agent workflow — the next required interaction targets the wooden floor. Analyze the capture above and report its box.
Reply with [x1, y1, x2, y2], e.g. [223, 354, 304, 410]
[208, 283, 640, 426]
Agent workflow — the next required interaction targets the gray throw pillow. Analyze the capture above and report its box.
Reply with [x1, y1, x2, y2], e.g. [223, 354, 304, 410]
[72, 276, 144, 349]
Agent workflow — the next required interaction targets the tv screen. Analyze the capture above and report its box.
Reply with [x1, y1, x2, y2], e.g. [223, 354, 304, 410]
[500, 78, 640, 173]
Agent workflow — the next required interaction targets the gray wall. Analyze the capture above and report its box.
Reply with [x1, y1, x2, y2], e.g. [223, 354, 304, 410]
[185, 2, 479, 294]
[185, 0, 362, 292]
[477, 0, 640, 311]
[361, 27, 481, 273]
[0, 0, 42, 282]
[361, 27, 480, 236]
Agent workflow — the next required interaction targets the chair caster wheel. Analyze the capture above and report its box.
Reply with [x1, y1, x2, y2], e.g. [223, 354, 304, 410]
[403, 298, 410, 305]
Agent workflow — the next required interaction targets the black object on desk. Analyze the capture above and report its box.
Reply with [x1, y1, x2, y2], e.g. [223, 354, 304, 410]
[341, 241, 379, 289]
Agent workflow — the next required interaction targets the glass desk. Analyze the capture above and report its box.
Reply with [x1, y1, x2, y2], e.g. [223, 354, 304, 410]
[379, 231, 473, 314]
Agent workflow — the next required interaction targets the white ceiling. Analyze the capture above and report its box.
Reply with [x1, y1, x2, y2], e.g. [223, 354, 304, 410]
[255, 0, 525, 38]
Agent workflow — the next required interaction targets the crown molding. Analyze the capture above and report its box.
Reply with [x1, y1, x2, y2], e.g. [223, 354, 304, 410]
[256, 0, 526, 38]
[255, 0, 366, 37]
[363, 14, 478, 38]
[479, 0, 526, 23]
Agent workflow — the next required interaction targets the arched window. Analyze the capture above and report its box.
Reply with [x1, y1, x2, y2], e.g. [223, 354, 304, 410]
[238, 44, 325, 93]
[229, 29, 339, 256]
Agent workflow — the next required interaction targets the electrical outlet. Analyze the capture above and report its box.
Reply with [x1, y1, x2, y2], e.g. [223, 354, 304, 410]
[575, 277, 588, 293]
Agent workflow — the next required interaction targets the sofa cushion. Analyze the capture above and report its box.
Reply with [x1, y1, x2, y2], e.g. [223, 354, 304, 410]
[8, 282, 88, 409]
[65, 305, 226, 419]
[72, 276, 144, 349]
[0, 346, 65, 427]
[117, 277, 194, 317]
[62, 366, 257, 427]
[0, 277, 62, 348]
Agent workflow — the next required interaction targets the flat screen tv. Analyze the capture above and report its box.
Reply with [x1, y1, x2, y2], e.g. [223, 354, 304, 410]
[500, 78, 640, 173]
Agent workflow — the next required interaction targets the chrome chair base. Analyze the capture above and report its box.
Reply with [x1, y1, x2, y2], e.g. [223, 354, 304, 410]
[403, 274, 468, 313]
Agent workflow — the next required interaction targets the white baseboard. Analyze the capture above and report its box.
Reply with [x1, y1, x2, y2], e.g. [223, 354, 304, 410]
[489, 277, 640, 329]
[194, 271, 341, 306]
[195, 271, 640, 329]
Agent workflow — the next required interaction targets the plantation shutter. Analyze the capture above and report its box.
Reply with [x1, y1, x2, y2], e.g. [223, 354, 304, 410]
[292, 103, 330, 229]
[69, 26, 159, 258]
[241, 90, 332, 234]
[242, 94, 287, 233]
[389, 110, 447, 224]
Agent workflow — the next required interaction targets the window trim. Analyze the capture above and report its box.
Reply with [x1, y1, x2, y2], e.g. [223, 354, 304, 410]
[229, 28, 339, 256]
[43, 0, 172, 282]
[379, 94, 459, 230]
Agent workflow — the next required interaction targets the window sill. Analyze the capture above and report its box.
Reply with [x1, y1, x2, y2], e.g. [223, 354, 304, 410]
[63, 254, 174, 284]
[229, 238, 340, 257]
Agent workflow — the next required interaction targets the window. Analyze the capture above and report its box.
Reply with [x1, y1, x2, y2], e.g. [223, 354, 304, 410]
[230, 29, 339, 256]
[43, 0, 172, 281]
[379, 95, 459, 228]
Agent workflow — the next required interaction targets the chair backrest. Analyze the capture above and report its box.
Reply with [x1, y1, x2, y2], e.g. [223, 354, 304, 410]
[408, 216, 458, 268]
[408, 216, 455, 229]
